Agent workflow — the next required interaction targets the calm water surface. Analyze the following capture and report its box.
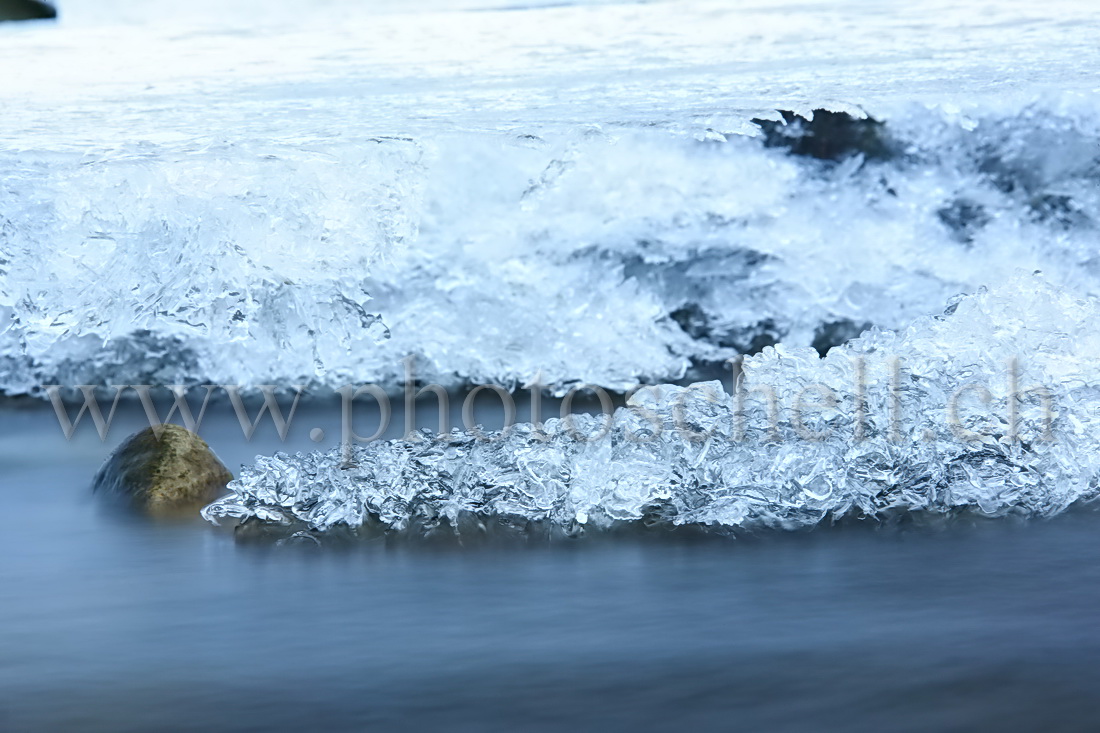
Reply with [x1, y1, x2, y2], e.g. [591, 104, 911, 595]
[2, 400, 1099, 732]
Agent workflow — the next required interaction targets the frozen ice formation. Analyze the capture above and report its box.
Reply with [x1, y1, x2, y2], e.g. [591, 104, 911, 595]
[4, 106, 1100, 395]
[0, 140, 414, 393]
[360, 108, 1100, 391]
[3, 1, 1100, 395]
[202, 276, 1100, 537]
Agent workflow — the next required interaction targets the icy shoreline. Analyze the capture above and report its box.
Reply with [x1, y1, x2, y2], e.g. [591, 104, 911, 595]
[4, 102, 1100, 395]
[202, 277, 1100, 537]
[3, 0, 1100, 395]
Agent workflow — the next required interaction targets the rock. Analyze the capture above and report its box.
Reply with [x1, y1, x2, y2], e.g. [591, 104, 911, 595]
[0, 0, 56, 21]
[752, 109, 896, 162]
[93, 424, 234, 517]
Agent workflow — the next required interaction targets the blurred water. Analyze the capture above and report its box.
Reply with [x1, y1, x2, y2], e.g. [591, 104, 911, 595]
[2, 402, 1100, 731]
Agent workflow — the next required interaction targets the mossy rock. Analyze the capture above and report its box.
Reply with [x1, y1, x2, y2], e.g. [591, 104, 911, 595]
[0, 0, 56, 21]
[93, 424, 234, 517]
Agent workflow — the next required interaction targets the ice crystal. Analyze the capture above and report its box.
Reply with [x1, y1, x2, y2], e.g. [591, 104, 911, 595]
[3, 1, 1100, 395]
[5, 108, 1100, 395]
[203, 276, 1100, 537]
[0, 140, 417, 393]
[358, 112, 1100, 391]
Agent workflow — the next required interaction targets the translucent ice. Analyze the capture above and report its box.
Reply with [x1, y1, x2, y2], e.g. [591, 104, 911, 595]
[5, 106, 1100, 394]
[203, 276, 1100, 537]
[0, 140, 416, 393]
[3, 1, 1100, 395]
[358, 110, 1100, 391]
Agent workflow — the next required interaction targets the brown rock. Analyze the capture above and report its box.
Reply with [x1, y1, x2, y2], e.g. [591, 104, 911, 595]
[93, 424, 234, 517]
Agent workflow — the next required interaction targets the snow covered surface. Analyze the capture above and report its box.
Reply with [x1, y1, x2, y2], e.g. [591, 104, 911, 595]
[2, 0, 1100, 393]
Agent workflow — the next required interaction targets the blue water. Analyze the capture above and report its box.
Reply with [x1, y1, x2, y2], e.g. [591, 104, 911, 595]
[2, 401, 1100, 731]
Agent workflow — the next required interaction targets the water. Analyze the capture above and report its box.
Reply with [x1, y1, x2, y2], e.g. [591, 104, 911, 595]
[3, 402, 1100, 731]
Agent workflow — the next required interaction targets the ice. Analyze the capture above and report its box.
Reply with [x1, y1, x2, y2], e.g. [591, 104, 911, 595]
[0, 141, 415, 393]
[358, 111, 1100, 391]
[3, 1, 1100, 395]
[203, 275, 1100, 537]
[5, 105, 1100, 394]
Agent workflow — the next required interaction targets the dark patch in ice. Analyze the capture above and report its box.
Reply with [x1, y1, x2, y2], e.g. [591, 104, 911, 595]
[669, 303, 709, 341]
[811, 319, 872, 356]
[1028, 193, 1091, 228]
[670, 304, 781, 355]
[752, 110, 896, 162]
[937, 199, 991, 245]
[619, 247, 772, 282]
[720, 319, 782, 354]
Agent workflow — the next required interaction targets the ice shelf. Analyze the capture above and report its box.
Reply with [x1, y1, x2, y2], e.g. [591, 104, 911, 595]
[203, 276, 1100, 537]
[3, 1, 1100, 394]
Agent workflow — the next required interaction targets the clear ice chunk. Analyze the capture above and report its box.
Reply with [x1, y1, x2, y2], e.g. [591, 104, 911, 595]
[203, 275, 1100, 537]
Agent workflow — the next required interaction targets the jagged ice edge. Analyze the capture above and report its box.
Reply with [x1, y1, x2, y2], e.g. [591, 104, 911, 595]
[202, 275, 1100, 536]
[5, 101, 1100, 395]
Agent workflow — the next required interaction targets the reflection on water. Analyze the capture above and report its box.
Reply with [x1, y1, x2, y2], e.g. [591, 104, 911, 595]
[2, 402, 1100, 730]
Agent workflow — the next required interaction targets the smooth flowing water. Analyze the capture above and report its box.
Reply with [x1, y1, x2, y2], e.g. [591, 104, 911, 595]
[2, 401, 1100, 732]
